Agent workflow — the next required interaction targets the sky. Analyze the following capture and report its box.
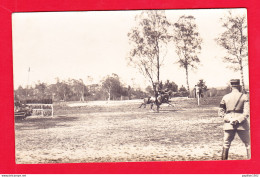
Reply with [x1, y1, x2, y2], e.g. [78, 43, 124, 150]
[12, 8, 249, 90]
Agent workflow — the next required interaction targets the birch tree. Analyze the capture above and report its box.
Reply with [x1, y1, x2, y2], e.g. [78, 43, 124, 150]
[216, 12, 248, 92]
[127, 10, 171, 112]
[172, 15, 202, 95]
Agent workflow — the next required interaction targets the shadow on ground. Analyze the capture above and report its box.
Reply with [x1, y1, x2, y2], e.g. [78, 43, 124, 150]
[158, 109, 179, 113]
[15, 116, 79, 130]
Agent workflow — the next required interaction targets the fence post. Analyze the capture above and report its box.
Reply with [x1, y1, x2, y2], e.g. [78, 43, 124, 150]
[51, 104, 54, 118]
[41, 104, 44, 117]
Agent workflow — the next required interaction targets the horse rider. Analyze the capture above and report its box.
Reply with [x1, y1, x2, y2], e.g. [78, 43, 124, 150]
[218, 79, 250, 160]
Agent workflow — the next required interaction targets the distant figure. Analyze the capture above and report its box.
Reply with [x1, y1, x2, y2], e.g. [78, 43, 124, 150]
[218, 79, 250, 160]
[194, 85, 200, 98]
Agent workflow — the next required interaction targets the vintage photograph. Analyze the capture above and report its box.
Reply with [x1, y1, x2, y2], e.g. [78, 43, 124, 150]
[12, 8, 250, 164]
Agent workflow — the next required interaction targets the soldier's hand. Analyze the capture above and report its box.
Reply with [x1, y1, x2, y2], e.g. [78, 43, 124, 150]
[231, 120, 239, 125]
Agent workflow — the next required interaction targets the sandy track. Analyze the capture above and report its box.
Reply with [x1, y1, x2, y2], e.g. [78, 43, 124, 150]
[15, 97, 249, 164]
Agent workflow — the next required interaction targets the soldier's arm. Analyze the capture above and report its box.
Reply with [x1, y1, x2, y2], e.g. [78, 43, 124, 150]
[237, 95, 250, 123]
[218, 98, 226, 118]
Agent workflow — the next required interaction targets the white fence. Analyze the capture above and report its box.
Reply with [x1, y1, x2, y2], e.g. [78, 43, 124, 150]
[27, 104, 53, 117]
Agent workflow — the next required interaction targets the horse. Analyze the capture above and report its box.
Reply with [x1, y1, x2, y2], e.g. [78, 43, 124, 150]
[155, 93, 175, 108]
[139, 96, 156, 109]
[139, 93, 174, 110]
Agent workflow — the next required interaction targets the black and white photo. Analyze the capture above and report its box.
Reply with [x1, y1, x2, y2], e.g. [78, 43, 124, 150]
[12, 8, 250, 164]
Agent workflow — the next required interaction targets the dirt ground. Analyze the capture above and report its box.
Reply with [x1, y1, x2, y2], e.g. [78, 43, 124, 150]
[15, 96, 250, 164]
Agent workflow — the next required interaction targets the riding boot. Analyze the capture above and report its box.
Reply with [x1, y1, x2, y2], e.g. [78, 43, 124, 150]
[246, 148, 251, 159]
[221, 147, 229, 160]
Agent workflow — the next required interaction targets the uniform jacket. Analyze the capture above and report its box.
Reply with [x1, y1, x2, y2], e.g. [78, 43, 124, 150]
[218, 89, 250, 130]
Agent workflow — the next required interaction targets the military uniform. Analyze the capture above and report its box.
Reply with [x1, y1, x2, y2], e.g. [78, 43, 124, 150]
[218, 79, 250, 160]
[194, 85, 200, 98]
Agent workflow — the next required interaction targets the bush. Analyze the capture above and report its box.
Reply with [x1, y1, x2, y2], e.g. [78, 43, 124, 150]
[25, 99, 53, 104]
[172, 91, 189, 97]
[206, 88, 231, 97]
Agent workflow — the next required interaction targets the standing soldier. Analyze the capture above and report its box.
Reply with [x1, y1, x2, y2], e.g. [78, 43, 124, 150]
[194, 85, 200, 98]
[218, 79, 250, 160]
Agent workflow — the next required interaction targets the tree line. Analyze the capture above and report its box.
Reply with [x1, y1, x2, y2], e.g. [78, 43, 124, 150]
[14, 75, 137, 102]
[14, 74, 190, 102]
[14, 73, 233, 104]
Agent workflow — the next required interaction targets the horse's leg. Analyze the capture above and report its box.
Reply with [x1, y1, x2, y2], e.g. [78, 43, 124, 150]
[139, 103, 144, 108]
[169, 103, 175, 107]
[165, 101, 171, 107]
[168, 101, 174, 107]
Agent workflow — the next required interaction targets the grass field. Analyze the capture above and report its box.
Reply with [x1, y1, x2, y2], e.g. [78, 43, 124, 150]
[14, 96, 249, 164]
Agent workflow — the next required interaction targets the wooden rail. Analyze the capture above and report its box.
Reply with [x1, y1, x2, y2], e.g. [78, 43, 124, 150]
[27, 104, 53, 117]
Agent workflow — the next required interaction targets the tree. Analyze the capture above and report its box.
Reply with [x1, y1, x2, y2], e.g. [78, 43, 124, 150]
[195, 79, 208, 99]
[179, 85, 187, 92]
[173, 15, 202, 95]
[14, 86, 27, 101]
[52, 80, 71, 101]
[131, 88, 148, 99]
[216, 12, 248, 92]
[35, 82, 47, 99]
[87, 84, 102, 100]
[102, 74, 122, 101]
[69, 79, 87, 101]
[145, 85, 154, 95]
[197, 79, 208, 93]
[179, 85, 189, 97]
[14, 85, 35, 101]
[127, 10, 171, 112]
[163, 80, 178, 92]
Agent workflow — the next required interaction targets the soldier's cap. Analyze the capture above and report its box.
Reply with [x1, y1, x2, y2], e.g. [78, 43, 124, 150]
[230, 79, 240, 86]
